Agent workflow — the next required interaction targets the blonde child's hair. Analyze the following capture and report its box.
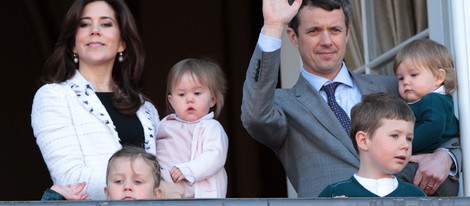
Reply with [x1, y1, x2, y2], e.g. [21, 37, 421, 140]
[393, 38, 456, 94]
[106, 146, 162, 189]
[166, 57, 227, 118]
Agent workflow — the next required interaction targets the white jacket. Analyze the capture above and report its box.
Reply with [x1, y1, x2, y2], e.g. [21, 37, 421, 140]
[31, 71, 159, 200]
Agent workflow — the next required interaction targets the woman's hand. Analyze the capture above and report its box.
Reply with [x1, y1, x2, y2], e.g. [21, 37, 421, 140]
[50, 182, 89, 200]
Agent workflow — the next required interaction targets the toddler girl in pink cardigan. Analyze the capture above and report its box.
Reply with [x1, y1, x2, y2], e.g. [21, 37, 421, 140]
[156, 57, 228, 198]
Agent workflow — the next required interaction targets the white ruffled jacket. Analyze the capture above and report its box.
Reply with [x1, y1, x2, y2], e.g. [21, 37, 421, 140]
[31, 71, 159, 200]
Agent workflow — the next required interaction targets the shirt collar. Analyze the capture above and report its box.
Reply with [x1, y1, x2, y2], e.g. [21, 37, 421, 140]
[408, 85, 447, 104]
[354, 173, 398, 197]
[301, 62, 353, 91]
[171, 112, 214, 123]
[434, 85, 446, 95]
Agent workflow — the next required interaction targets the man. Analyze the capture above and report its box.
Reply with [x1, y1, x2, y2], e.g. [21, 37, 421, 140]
[241, 0, 460, 197]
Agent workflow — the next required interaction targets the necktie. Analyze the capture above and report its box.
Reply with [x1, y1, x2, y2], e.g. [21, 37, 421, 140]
[322, 82, 351, 135]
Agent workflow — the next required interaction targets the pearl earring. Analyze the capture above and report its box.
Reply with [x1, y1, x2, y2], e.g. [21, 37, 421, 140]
[73, 53, 78, 64]
[118, 52, 123, 62]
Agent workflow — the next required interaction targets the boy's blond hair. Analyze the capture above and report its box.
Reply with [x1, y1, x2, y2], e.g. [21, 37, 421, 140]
[106, 146, 162, 188]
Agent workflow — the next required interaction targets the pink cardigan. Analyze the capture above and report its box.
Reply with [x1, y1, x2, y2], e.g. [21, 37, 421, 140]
[156, 112, 228, 198]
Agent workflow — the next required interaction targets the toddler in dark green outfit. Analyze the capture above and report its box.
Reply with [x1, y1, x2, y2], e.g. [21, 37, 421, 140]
[393, 39, 459, 195]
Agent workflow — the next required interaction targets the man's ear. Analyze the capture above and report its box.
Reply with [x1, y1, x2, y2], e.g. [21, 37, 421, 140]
[286, 28, 299, 48]
[355, 131, 369, 151]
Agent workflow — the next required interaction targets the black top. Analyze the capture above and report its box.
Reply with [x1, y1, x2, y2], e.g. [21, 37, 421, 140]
[96, 92, 145, 148]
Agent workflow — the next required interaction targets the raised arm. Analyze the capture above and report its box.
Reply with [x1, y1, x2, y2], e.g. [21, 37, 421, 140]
[261, 0, 302, 38]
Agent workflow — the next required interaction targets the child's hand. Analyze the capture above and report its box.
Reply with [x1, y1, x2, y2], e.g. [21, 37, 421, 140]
[51, 182, 89, 200]
[170, 167, 186, 183]
[160, 181, 184, 198]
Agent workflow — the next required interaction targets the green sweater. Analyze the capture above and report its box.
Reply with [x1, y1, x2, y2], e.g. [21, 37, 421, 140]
[409, 93, 459, 154]
[318, 176, 426, 197]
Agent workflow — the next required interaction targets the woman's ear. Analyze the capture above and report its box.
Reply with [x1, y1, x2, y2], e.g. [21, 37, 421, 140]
[118, 40, 126, 53]
[355, 131, 369, 151]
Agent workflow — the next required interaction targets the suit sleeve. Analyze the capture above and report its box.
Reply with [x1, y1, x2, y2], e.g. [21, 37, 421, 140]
[241, 45, 288, 151]
[438, 138, 461, 179]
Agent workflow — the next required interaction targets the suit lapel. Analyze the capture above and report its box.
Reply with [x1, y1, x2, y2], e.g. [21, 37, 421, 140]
[293, 76, 358, 158]
[349, 72, 379, 95]
[352, 72, 381, 95]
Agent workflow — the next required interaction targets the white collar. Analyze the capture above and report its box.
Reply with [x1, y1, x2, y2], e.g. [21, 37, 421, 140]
[169, 112, 214, 123]
[300, 62, 353, 92]
[353, 173, 398, 197]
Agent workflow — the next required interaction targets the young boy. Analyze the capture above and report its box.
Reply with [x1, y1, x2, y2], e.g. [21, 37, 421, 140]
[318, 93, 426, 197]
[103, 146, 164, 200]
[42, 146, 183, 200]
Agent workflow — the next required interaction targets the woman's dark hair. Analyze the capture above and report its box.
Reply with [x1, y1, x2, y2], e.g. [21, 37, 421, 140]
[41, 0, 146, 115]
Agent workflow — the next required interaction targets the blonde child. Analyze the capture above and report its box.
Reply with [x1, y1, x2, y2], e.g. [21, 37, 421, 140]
[104, 146, 164, 200]
[42, 146, 183, 200]
[319, 93, 425, 197]
[156, 57, 228, 198]
[393, 39, 459, 155]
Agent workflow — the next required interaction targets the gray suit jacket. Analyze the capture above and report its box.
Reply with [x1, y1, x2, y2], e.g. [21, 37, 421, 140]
[241, 46, 460, 197]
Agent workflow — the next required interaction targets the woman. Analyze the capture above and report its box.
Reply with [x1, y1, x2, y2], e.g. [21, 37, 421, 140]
[31, 0, 158, 200]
